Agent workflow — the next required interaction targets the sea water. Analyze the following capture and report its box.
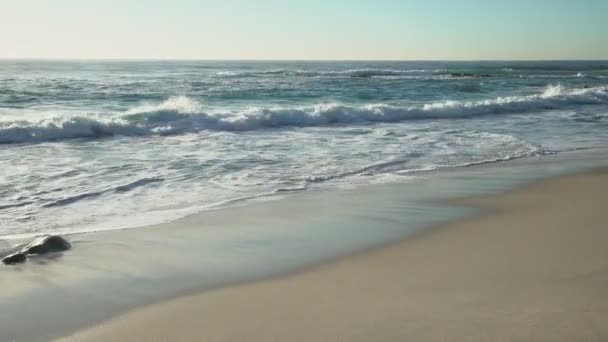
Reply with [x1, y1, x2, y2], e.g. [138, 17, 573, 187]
[1, 60, 607, 237]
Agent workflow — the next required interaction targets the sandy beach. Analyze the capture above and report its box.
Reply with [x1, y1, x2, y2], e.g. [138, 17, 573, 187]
[59, 168, 608, 341]
[2, 3, 608, 341]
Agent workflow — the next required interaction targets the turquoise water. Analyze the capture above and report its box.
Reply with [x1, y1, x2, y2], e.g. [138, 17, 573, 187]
[1, 60, 608, 237]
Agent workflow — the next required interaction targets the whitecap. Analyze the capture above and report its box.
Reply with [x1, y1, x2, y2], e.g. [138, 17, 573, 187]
[1, 85, 606, 144]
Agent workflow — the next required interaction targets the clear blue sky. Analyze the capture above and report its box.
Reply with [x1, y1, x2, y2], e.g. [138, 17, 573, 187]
[1, 0, 607, 60]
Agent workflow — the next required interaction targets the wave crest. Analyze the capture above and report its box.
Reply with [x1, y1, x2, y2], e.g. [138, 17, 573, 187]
[217, 68, 433, 78]
[1, 85, 606, 144]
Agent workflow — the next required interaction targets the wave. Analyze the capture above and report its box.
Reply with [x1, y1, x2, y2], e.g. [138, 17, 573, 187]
[181, 68, 601, 79]
[305, 133, 545, 185]
[0, 201, 34, 210]
[41, 177, 163, 208]
[1, 85, 607, 144]
[216, 68, 434, 78]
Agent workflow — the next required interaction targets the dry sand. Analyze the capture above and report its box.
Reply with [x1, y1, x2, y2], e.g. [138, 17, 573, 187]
[61, 168, 608, 341]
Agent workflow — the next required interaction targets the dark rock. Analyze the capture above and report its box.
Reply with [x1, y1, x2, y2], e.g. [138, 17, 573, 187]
[2, 252, 27, 265]
[23, 235, 71, 255]
[2, 235, 71, 266]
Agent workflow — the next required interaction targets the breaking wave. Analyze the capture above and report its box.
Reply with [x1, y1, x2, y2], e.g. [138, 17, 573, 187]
[1, 85, 607, 144]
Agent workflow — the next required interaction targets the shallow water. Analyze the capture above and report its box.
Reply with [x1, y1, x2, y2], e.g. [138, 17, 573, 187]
[1, 61, 608, 237]
[1, 149, 607, 342]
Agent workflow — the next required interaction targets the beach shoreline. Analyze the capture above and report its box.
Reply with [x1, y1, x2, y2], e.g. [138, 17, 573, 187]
[2, 19, 607, 342]
[58, 166, 608, 341]
[1, 149, 606, 342]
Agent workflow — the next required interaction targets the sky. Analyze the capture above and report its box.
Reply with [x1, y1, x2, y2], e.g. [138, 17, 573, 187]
[1, 0, 607, 60]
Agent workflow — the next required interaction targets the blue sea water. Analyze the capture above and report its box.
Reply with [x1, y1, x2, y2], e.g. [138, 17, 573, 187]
[1, 60, 607, 237]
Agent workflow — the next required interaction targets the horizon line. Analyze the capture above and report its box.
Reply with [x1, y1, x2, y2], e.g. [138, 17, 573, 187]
[1, 57, 608, 63]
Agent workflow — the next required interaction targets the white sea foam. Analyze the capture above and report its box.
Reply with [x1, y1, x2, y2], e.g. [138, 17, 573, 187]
[2, 60, 608, 245]
[0, 85, 606, 144]
[125, 95, 203, 115]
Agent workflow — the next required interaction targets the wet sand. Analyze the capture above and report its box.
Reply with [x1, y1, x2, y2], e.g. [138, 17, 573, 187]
[60, 168, 608, 341]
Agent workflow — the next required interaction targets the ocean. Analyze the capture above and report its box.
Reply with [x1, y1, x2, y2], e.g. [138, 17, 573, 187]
[1, 60, 608, 238]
